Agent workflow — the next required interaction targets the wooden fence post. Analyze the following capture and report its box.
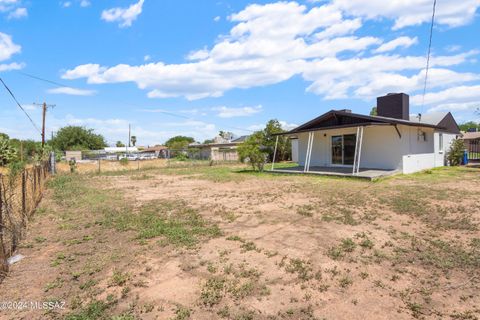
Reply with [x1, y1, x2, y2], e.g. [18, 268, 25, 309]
[21, 170, 26, 228]
[0, 174, 8, 277]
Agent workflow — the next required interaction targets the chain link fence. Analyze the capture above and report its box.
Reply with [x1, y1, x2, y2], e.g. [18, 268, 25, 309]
[0, 161, 51, 281]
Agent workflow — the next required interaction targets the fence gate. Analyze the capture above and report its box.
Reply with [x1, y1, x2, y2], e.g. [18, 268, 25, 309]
[468, 140, 480, 161]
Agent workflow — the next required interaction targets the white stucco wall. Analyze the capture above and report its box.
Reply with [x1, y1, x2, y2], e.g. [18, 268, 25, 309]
[291, 139, 299, 163]
[433, 132, 457, 167]
[402, 153, 436, 174]
[296, 124, 455, 173]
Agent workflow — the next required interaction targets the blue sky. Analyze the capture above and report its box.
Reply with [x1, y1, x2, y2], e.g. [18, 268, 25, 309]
[1, 0, 479, 146]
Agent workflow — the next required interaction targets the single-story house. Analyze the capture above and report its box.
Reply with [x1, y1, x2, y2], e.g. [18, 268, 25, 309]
[191, 136, 248, 161]
[461, 131, 480, 162]
[272, 93, 460, 178]
[140, 145, 169, 158]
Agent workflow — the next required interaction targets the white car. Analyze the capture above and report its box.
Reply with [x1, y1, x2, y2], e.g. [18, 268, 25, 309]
[119, 154, 139, 161]
[139, 154, 156, 160]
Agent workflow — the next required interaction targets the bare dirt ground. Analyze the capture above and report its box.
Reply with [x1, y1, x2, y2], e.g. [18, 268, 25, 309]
[0, 165, 479, 320]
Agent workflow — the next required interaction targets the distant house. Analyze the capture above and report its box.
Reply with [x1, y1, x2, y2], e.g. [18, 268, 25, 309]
[272, 93, 460, 178]
[140, 145, 169, 158]
[191, 136, 248, 161]
[461, 131, 480, 162]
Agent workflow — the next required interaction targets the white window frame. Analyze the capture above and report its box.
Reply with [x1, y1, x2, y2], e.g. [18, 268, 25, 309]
[439, 133, 444, 152]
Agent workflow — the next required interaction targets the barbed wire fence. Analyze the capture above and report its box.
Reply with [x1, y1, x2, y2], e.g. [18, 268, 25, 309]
[0, 160, 51, 282]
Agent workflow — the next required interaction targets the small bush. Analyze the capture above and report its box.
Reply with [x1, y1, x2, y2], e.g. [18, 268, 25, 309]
[447, 139, 465, 166]
[119, 158, 129, 166]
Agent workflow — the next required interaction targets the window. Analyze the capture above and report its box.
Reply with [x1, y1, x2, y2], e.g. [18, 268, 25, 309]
[439, 133, 443, 151]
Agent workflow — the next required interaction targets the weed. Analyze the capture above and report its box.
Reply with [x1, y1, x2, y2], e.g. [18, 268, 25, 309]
[284, 258, 313, 281]
[339, 276, 353, 288]
[109, 270, 130, 287]
[64, 300, 109, 320]
[200, 277, 225, 307]
[297, 204, 314, 217]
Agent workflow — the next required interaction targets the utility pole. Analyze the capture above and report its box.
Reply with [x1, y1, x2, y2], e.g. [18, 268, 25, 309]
[33, 102, 55, 147]
[128, 124, 131, 148]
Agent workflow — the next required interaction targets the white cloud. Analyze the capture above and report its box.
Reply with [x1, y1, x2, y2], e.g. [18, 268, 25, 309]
[7, 6, 26, 19]
[0, 0, 19, 12]
[213, 105, 262, 118]
[62, 1, 72, 8]
[80, 0, 90, 7]
[47, 87, 96, 96]
[411, 85, 480, 106]
[143, 55, 151, 61]
[279, 121, 298, 131]
[101, 0, 144, 28]
[373, 36, 418, 53]
[0, 32, 21, 62]
[214, 16, 220, 22]
[428, 101, 480, 112]
[62, 1, 480, 106]
[332, 0, 480, 29]
[0, 62, 24, 71]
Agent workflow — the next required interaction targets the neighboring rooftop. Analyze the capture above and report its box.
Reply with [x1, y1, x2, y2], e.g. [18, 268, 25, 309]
[462, 132, 480, 140]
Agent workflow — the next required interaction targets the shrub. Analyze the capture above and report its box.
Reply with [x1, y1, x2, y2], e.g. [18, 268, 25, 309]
[237, 132, 268, 171]
[447, 139, 465, 166]
[0, 138, 17, 166]
[119, 158, 129, 166]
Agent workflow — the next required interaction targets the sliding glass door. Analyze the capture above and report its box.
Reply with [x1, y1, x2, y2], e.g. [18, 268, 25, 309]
[331, 134, 356, 165]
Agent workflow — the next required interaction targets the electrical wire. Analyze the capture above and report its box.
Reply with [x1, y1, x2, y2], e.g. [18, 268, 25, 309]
[17, 71, 72, 88]
[140, 108, 255, 133]
[0, 77, 42, 134]
[421, 0, 437, 113]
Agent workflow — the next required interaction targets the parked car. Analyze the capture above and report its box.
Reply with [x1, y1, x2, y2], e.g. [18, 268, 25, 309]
[119, 154, 139, 161]
[139, 153, 156, 160]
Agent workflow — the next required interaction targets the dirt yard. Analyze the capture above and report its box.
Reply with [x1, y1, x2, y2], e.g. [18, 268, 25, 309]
[0, 165, 479, 320]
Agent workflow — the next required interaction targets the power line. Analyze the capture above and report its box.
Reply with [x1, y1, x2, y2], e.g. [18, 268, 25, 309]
[421, 0, 437, 113]
[0, 77, 42, 134]
[140, 108, 255, 133]
[17, 71, 72, 88]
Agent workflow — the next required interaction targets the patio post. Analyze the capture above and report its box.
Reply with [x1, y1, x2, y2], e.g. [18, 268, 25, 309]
[271, 135, 279, 170]
[306, 132, 315, 173]
[353, 127, 360, 175]
[357, 126, 364, 175]
[353, 126, 364, 175]
[304, 132, 312, 173]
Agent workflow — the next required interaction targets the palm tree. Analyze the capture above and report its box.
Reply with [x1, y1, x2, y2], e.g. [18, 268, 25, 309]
[131, 136, 137, 147]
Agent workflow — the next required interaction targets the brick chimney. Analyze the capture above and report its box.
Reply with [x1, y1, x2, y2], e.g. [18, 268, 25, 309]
[376, 93, 409, 120]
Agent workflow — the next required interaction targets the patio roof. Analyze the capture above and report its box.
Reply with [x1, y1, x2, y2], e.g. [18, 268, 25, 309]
[275, 110, 446, 136]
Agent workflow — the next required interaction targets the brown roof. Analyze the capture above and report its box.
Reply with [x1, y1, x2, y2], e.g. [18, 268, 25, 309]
[462, 132, 480, 140]
[276, 110, 448, 136]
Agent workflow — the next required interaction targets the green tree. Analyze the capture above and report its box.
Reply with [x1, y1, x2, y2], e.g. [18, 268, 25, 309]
[237, 131, 268, 171]
[165, 136, 195, 150]
[370, 107, 377, 116]
[130, 135, 137, 146]
[116, 141, 126, 147]
[458, 121, 480, 132]
[262, 119, 291, 162]
[447, 139, 466, 166]
[0, 137, 17, 166]
[219, 131, 234, 141]
[203, 139, 214, 144]
[51, 126, 107, 151]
